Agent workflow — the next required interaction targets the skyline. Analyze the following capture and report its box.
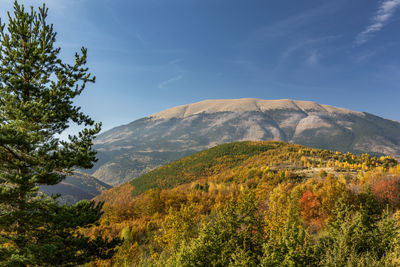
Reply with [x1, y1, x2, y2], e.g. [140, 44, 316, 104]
[1, 0, 400, 134]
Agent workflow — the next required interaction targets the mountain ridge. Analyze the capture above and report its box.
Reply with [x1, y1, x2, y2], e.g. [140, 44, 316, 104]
[40, 172, 111, 204]
[147, 99, 364, 120]
[91, 98, 400, 186]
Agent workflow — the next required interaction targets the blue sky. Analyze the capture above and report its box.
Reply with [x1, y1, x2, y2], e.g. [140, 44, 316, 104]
[1, 0, 400, 133]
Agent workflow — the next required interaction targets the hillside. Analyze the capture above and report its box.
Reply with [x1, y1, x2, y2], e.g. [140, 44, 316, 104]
[91, 98, 400, 186]
[40, 172, 111, 204]
[90, 141, 400, 266]
[95, 141, 396, 205]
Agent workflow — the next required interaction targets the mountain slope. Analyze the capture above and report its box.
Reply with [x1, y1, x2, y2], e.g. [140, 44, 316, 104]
[40, 172, 111, 204]
[92, 98, 400, 186]
[126, 140, 390, 196]
[94, 141, 398, 206]
[91, 141, 400, 266]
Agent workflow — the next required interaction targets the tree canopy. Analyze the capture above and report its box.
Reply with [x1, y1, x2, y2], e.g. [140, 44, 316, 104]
[0, 2, 119, 266]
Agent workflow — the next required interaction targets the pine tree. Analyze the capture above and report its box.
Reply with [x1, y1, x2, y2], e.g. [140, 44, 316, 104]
[173, 191, 264, 266]
[0, 2, 119, 266]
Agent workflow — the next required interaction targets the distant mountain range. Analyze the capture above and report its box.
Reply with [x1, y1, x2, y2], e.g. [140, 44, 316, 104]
[88, 98, 400, 186]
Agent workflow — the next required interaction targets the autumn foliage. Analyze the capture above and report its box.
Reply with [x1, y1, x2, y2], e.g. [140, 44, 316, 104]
[299, 190, 324, 228]
[86, 141, 400, 266]
[372, 175, 400, 210]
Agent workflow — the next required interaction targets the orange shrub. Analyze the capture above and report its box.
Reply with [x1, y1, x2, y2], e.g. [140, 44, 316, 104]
[299, 190, 324, 229]
[371, 175, 400, 210]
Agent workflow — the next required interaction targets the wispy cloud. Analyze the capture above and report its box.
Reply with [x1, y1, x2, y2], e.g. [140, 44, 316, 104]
[352, 41, 399, 63]
[236, 1, 341, 52]
[356, 0, 400, 45]
[0, 0, 78, 18]
[168, 58, 182, 65]
[136, 34, 147, 45]
[280, 35, 339, 61]
[158, 75, 183, 89]
[306, 50, 319, 66]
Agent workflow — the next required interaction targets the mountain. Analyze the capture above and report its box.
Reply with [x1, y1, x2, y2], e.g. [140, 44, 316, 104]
[40, 171, 111, 204]
[91, 98, 400, 186]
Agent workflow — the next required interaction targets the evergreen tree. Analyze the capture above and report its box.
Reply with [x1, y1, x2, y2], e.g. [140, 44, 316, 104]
[318, 195, 398, 266]
[0, 2, 119, 266]
[261, 202, 317, 267]
[173, 191, 264, 266]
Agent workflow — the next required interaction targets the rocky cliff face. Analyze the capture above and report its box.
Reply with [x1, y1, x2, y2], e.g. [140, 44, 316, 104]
[91, 98, 400, 186]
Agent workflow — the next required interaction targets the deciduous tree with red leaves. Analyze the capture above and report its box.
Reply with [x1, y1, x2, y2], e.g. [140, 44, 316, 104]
[371, 176, 400, 210]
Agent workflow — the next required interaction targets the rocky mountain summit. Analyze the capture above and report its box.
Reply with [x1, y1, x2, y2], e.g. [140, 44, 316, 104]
[91, 98, 400, 186]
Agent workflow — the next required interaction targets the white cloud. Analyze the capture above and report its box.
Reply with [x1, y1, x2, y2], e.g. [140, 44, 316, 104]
[158, 75, 183, 89]
[356, 0, 400, 45]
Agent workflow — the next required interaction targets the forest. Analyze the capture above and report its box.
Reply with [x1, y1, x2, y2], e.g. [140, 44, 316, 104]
[89, 141, 400, 266]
